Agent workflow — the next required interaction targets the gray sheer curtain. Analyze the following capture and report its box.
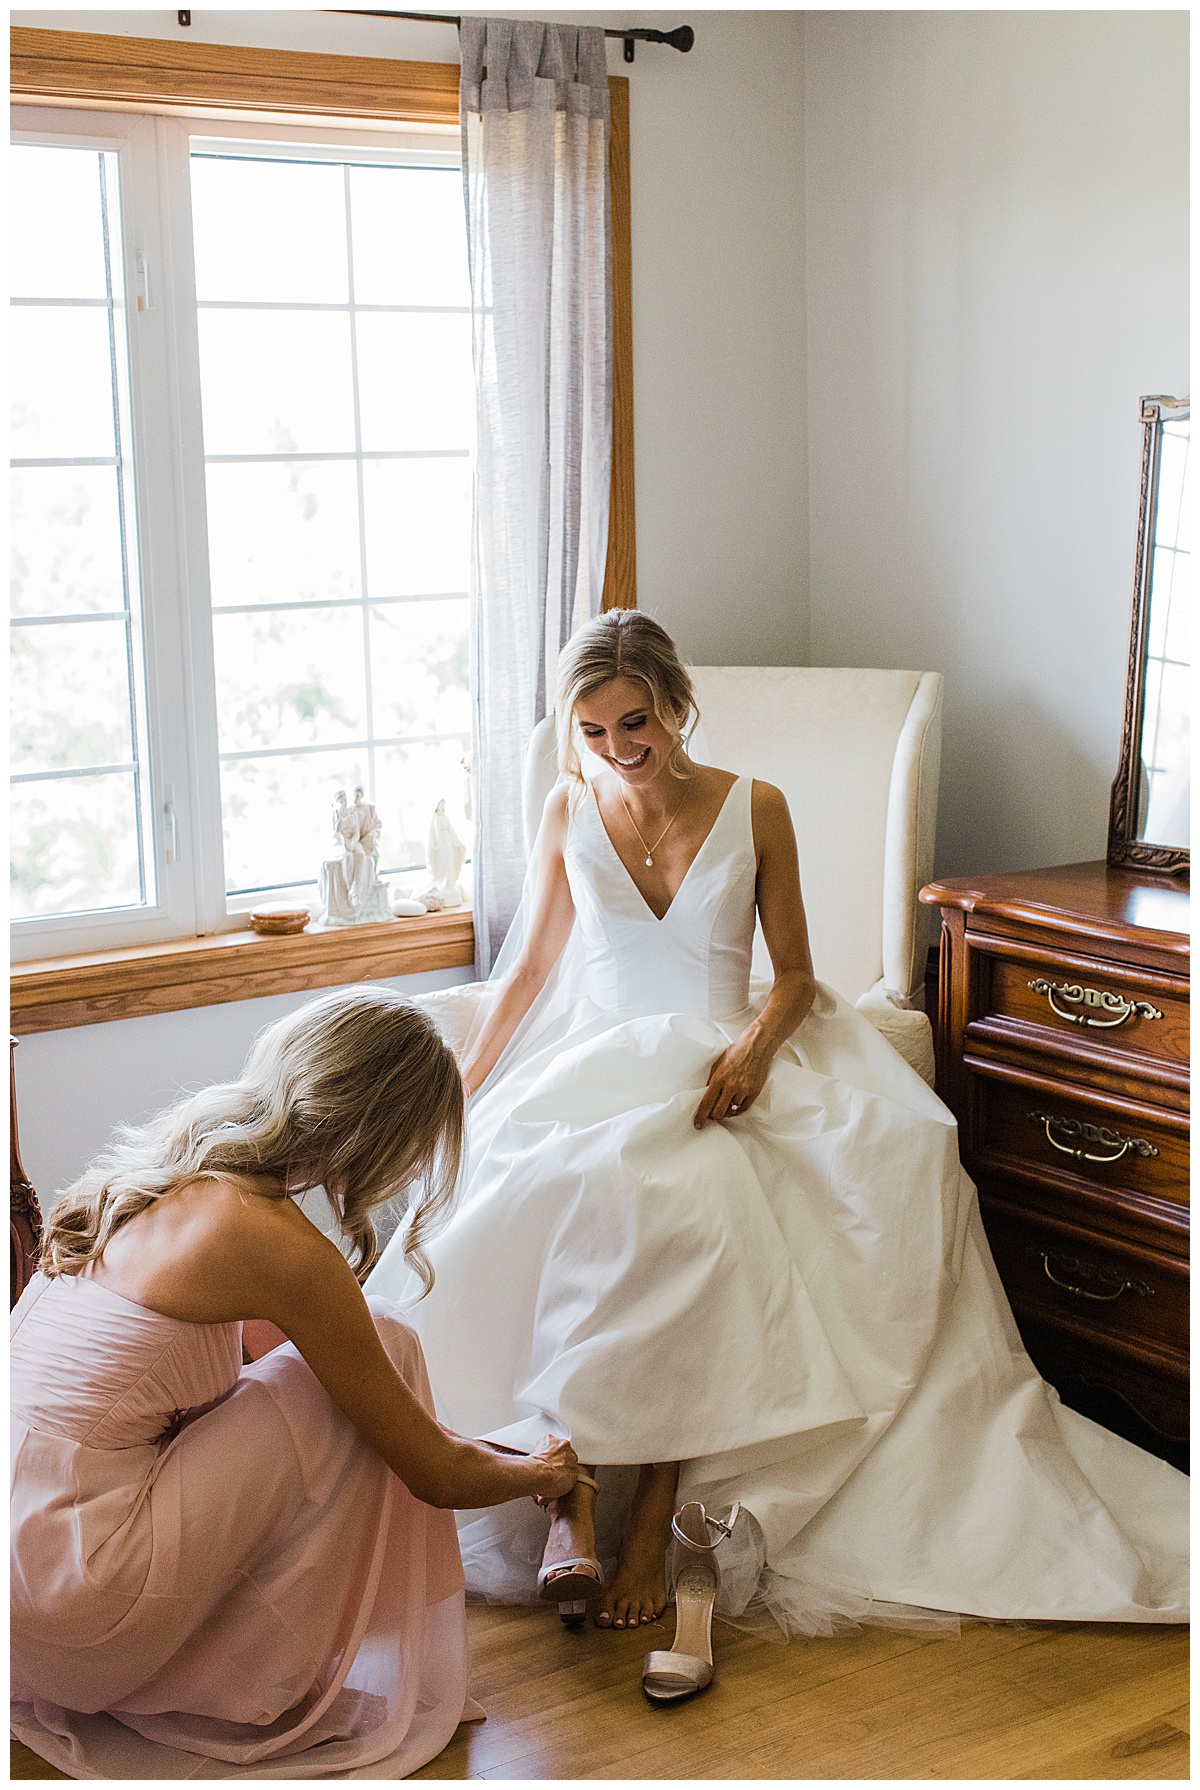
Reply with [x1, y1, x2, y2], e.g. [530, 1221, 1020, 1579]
[461, 17, 612, 974]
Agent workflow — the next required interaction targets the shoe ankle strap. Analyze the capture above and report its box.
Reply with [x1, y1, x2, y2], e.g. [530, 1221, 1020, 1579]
[671, 1501, 741, 1551]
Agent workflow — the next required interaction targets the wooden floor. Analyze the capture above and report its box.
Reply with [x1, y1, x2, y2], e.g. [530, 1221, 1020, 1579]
[12, 1603, 1189, 1780]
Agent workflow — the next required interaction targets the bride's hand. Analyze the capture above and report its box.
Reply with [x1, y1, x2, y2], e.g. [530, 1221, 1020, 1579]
[695, 1032, 772, 1127]
[528, 1433, 579, 1504]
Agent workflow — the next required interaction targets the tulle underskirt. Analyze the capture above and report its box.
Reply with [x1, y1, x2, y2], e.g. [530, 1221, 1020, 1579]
[456, 1467, 962, 1642]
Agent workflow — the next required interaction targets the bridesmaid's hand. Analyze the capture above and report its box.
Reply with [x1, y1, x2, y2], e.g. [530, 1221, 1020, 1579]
[695, 1031, 772, 1127]
[529, 1433, 580, 1504]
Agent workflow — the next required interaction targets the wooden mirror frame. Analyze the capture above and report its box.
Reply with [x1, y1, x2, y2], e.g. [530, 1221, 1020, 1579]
[1107, 394, 1190, 877]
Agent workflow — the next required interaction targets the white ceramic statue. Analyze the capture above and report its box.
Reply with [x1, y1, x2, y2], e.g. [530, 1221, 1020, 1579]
[316, 786, 393, 926]
[460, 747, 473, 824]
[419, 799, 466, 909]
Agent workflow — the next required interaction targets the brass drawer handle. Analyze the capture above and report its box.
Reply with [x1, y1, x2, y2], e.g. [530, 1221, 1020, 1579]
[1027, 978, 1163, 1029]
[1028, 1110, 1158, 1164]
[1026, 1246, 1155, 1303]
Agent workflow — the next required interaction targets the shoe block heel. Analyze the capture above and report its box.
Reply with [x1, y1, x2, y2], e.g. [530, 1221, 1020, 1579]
[642, 1501, 740, 1705]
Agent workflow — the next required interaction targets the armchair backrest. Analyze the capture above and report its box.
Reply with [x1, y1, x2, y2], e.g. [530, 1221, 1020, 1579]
[521, 666, 943, 1007]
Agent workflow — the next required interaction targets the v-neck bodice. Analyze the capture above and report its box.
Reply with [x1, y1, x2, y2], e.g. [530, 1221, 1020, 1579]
[563, 774, 757, 1018]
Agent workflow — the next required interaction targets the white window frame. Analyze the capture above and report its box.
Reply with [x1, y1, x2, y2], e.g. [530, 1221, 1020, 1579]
[12, 109, 210, 962]
[11, 106, 466, 963]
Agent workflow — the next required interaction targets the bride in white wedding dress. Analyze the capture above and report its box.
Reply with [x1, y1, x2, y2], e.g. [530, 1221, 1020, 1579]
[367, 610, 1187, 1639]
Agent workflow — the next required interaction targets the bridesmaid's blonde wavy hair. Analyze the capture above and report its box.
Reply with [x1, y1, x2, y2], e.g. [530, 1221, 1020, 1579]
[40, 987, 463, 1295]
[555, 610, 699, 792]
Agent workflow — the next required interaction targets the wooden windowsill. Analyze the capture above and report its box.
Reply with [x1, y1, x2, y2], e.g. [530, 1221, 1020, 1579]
[10, 909, 476, 1035]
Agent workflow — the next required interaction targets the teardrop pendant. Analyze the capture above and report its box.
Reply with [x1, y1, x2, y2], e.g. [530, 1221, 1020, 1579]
[645, 856, 653, 867]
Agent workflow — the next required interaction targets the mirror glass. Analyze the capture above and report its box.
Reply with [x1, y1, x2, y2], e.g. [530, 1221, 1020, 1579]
[1137, 415, 1190, 848]
[1109, 396, 1190, 874]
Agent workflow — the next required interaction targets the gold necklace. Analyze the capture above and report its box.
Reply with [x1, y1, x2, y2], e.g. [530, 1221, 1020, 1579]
[619, 782, 690, 868]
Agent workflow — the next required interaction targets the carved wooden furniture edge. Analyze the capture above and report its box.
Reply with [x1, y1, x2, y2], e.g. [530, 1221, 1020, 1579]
[918, 879, 1189, 958]
[10, 911, 475, 1034]
[10, 1037, 44, 1306]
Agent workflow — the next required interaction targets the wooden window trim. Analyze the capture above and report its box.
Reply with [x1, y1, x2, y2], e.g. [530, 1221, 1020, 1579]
[10, 26, 635, 1030]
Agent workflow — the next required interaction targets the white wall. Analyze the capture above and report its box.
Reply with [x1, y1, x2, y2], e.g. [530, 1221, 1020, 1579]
[15, 966, 471, 1211]
[803, 10, 1189, 877]
[615, 9, 808, 664]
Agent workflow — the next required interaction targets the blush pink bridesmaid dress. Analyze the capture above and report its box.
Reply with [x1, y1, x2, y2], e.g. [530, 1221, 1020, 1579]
[10, 1270, 483, 1779]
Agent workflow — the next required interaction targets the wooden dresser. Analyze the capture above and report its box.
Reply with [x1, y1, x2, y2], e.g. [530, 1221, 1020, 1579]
[920, 862, 1189, 1466]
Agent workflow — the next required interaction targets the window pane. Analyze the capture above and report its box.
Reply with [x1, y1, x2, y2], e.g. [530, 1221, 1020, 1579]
[375, 739, 471, 875]
[220, 749, 368, 894]
[369, 599, 470, 738]
[197, 310, 355, 455]
[190, 155, 348, 303]
[212, 608, 367, 753]
[10, 144, 108, 301]
[357, 312, 474, 452]
[11, 465, 126, 616]
[191, 146, 475, 904]
[11, 618, 134, 774]
[11, 771, 142, 918]
[363, 457, 471, 596]
[206, 460, 361, 607]
[350, 165, 469, 308]
[11, 307, 117, 459]
[10, 140, 151, 928]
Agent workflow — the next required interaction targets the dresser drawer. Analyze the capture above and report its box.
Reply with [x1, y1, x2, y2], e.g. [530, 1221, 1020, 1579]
[976, 945, 1189, 1073]
[979, 1199, 1189, 1370]
[969, 1064, 1190, 1210]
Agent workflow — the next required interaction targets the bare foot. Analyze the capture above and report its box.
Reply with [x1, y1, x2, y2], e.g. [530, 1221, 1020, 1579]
[596, 1461, 679, 1629]
[540, 1473, 599, 1590]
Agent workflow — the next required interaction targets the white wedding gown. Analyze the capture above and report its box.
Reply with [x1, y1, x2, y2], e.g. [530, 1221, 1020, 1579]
[368, 778, 1187, 1633]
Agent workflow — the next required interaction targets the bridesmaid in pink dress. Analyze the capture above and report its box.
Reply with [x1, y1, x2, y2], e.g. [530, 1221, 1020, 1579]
[10, 987, 578, 1779]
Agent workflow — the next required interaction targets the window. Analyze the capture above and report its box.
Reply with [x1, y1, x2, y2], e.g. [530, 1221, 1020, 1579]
[192, 137, 473, 903]
[11, 141, 154, 924]
[11, 109, 475, 958]
[10, 28, 634, 993]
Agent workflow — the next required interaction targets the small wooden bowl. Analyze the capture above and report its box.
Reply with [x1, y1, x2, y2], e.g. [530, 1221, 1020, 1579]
[248, 907, 311, 936]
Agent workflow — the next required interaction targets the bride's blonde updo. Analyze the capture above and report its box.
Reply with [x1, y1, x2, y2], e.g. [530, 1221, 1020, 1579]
[40, 986, 463, 1296]
[555, 610, 699, 790]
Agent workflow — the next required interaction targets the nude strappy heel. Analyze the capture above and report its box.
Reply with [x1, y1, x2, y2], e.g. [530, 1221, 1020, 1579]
[642, 1500, 740, 1703]
[537, 1472, 603, 1626]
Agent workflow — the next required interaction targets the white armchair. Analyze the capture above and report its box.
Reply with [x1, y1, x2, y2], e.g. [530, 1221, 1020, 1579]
[435, 667, 943, 1082]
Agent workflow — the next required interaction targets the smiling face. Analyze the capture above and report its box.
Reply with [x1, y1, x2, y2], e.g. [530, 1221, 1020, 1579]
[573, 676, 682, 785]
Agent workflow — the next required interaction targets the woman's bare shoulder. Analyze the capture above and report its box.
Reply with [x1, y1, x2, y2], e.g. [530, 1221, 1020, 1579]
[748, 778, 790, 816]
[96, 1176, 345, 1322]
[748, 779, 796, 851]
[184, 1178, 339, 1270]
[543, 781, 572, 827]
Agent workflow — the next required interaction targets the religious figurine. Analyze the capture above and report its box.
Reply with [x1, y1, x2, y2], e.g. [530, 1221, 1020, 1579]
[460, 747, 473, 824]
[419, 799, 466, 909]
[316, 786, 393, 926]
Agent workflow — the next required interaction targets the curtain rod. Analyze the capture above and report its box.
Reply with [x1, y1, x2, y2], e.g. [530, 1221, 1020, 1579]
[174, 8, 694, 63]
[326, 11, 695, 61]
